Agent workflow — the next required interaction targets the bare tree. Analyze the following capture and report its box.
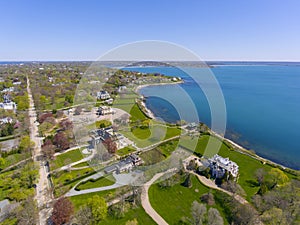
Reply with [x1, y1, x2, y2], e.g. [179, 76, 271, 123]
[207, 208, 223, 225]
[16, 197, 38, 225]
[255, 168, 266, 186]
[73, 205, 93, 225]
[191, 201, 207, 225]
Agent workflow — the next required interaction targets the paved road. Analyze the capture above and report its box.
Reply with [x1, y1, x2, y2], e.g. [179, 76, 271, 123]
[27, 77, 53, 225]
[65, 171, 143, 197]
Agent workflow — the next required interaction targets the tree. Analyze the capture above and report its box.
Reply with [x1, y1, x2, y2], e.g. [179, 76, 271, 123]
[0, 157, 6, 169]
[232, 204, 258, 225]
[59, 119, 73, 131]
[39, 121, 53, 136]
[201, 192, 215, 206]
[19, 136, 34, 153]
[41, 139, 56, 160]
[38, 112, 53, 123]
[73, 205, 93, 225]
[125, 218, 138, 225]
[87, 195, 107, 223]
[65, 94, 74, 104]
[221, 180, 246, 197]
[267, 168, 289, 187]
[182, 173, 192, 188]
[255, 168, 266, 186]
[53, 132, 70, 151]
[260, 207, 288, 225]
[207, 208, 223, 225]
[102, 137, 117, 154]
[191, 201, 206, 225]
[16, 197, 38, 225]
[51, 197, 74, 225]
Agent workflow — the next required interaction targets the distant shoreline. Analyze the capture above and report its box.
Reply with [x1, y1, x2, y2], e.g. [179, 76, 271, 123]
[134, 80, 184, 93]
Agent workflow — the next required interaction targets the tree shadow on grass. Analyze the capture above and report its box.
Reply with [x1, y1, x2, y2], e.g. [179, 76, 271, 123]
[245, 179, 259, 187]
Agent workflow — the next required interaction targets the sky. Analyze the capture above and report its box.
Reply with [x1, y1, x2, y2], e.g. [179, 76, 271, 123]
[1, 0, 300, 61]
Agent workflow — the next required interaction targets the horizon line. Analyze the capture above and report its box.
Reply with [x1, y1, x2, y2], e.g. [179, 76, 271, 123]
[1, 60, 300, 63]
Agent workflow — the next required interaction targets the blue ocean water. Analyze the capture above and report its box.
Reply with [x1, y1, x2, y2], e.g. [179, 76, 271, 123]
[124, 65, 300, 170]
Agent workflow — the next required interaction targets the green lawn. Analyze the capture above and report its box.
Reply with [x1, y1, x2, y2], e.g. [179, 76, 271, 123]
[120, 125, 181, 148]
[117, 146, 136, 156]
[52, 167, 95, 197]
[53, 167, 94, 186]
[99, 206, 156, 225]
[51, 149, 84, 170]
[130, 104, 148, 121]
[149, 174, 228, 224]
[76, 175, 116, 190]
[140, 149, 166, 166]
[139, 139, 179, 165]
[1, 153, 26, 169]
[70, 185, 131, 210]
[70, 189, 116, 210]
[180, 134, 275, 199]
[72, 161, 89, 168]
[70, 188, 155, 225]
[164, 126, 181, 140]
[131, 127, 151, 139]
[113, 92, 138, 113]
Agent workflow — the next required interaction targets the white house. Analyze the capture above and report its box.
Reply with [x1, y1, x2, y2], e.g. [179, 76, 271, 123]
[97, 91, 110, 100]
[208, 154, 239, 179]
[117, 85, 127, 92]
[1, 87, 14, 93]
[97, 106, 114, 115]
[0, 95, 17, 111]
[0, 102, 17, 111]
[0, 117, 13, 124]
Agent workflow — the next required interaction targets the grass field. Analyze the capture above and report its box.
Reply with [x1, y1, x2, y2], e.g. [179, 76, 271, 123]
[53, 167, 94, 186]
[121, 125, 181, 148]
[72, 161, 89, 168]
[149, 174, 229, 224]
[76, 175, 116, 190]
[53, 167, 95, 197]
[98, 205, 156, 225]
[130, 103, 148, 121]
[70, 189, 116, 209]
[51, 149, 84, 170]
[117, 146, 136, 156]
[131, 127, 151, 139]
[70, 187, 155, 225]
[113, 92, 138, 113]
[140, 139, 179, 165]
[2, 153, 26, 169]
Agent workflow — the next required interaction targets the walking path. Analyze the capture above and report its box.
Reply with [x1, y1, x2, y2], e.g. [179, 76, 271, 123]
[191, 172, 248, 205]
[53, 145, 88, 156]
[0, 157, 31, 173]
[141, 168, 177, 225]
[27, 76, 53, 225]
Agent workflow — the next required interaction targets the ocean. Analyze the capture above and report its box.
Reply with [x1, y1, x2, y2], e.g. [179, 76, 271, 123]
[124, 65, 300, 170]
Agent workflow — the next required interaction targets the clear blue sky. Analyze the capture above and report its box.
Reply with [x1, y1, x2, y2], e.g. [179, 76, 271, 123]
[1, 0, 300, 61]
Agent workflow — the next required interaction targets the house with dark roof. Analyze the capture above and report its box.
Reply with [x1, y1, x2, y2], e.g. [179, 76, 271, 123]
[104, 154, 142, 174]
